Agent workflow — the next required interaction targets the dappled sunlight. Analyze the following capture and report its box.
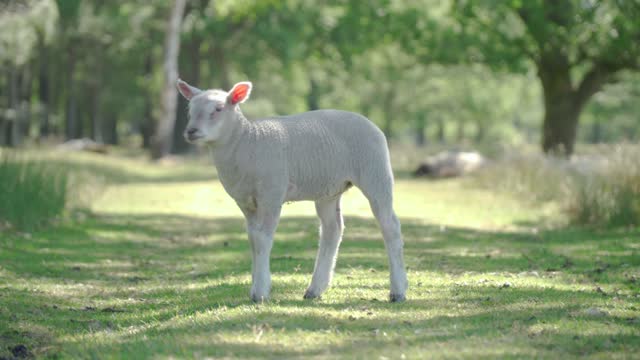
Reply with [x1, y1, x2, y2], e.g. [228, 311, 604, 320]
[33, 247, 79, 256]
[1, 152, 639, 358]
[46, 278, 638, 358]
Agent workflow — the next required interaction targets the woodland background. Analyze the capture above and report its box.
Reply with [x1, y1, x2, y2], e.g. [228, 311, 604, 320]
[1, 0, 639, 158]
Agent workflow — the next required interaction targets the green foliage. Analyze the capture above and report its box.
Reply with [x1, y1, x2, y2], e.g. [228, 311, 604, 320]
[0, 153, 68, 230]
[580, 72, 640, 143]
[54, 0, 81, 25]
[0, 0, 638, 151]
[0, 0, 58, 65]
[432, 0, 640, 154]
[450, 0, 640, 71]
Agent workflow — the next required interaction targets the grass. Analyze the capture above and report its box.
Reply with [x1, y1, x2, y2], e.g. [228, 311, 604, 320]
[0, 152, 68, 230]
[0, 149, 638, 359]
[472, 144, 640, 227]
[569, 146, 640, 226]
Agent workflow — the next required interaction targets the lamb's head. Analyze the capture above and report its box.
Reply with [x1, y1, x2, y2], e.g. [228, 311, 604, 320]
[177, 79, 252, 144]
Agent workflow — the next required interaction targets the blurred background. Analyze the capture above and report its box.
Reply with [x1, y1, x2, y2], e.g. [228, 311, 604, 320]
[1, 0, 638, 156]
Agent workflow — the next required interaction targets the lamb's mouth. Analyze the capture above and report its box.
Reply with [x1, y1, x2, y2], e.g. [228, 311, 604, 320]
[185, 134, 204, 143]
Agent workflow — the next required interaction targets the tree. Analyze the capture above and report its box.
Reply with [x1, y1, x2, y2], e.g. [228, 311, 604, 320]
[448, 0, 640, 155]
[151, 0, 187, 160]
[0, 0, 58, 146]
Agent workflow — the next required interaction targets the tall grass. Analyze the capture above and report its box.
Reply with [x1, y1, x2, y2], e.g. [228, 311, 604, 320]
[567, 146, 640, 226]
[472, 145, 640, 227]
[0, 153, 69, 230]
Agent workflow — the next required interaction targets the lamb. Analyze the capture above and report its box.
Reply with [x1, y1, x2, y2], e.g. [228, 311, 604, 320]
[177, 79, 408, 303]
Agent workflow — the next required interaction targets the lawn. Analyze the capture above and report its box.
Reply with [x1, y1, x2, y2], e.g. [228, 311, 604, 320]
[1, 151, 639, 359]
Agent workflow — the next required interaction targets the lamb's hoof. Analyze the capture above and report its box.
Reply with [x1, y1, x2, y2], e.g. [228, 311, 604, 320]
[389, 293, 406, 303]
[303, 289, 321, 300]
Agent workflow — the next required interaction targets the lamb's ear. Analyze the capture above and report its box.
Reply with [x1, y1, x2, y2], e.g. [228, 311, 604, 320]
[177, 79, 202, 100]
[227, 81, 252, 105]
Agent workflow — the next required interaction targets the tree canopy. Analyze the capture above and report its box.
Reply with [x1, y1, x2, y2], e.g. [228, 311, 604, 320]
[0, 0, 638, 156]
[446, 0, 640, 154]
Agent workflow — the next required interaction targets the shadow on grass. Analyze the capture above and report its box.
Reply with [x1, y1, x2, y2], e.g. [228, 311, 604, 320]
[0, 213, 638, 358]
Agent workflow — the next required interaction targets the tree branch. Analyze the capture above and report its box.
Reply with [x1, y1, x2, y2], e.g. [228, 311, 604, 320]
[573, 65, 611, 109]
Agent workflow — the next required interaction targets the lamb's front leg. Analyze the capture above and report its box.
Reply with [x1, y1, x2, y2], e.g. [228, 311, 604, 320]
[242, 205, 282, 302]
[304, 196, 344, 299]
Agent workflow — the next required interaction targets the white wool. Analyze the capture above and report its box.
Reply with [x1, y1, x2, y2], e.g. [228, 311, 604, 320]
[212, 110, 393, 208]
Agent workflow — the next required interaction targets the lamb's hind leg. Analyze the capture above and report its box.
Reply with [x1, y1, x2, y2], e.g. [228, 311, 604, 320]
[304, 195, 344, 299]
[359, 180, 408, 302]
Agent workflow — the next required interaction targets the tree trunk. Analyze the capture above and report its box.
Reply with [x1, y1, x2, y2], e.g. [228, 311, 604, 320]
[141, 52, 154, 149]
[49, 42, 62, 137]
[538, 56, 609, 156]
[475, 118, 486, 142]
[307, 77, 320, 111]
[172, 33, 201, 154]
[89, 47, 104, 143]
[436, 117, 445, 143]
[7, 68, 19, 147]
[172, 96, 190, 153]
[152, 0, 187, 160]
[38, 44, 50, 138]
[0, 70, 6, 146]
[18, 63, 34, 144]
[415, 126, 425, 146]
[90, 86, 103, 142]
[103, 112, 118, 145]
[383, 109, 393, 142]
[65, 47, 78, 140]
[541, 94, 581, 155]
[415, 113, 426, 146]
[211, 44, 231, 90]
[382, 89, 394, 141]
[589, 119, 603, 144]
[456, 119, 465, 141]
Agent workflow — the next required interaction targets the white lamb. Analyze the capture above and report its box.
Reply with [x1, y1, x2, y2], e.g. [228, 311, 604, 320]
[177, 79, 408, 302]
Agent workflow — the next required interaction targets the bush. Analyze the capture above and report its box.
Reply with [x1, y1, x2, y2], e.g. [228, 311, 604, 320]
[472, 145, 640, 227]
[0, 153, 69, 230]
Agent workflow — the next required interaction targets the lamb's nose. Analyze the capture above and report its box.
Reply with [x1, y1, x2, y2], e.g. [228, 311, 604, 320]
[186, 128, 198, 135]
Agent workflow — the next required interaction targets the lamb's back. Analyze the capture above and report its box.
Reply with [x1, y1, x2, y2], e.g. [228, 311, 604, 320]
[255, 109, 385, 147]
[251, 110, 390, 200]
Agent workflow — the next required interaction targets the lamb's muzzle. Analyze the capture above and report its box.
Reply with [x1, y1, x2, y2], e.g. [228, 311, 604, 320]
[177, 78, 408, 303]
[184, 127, 202, 142]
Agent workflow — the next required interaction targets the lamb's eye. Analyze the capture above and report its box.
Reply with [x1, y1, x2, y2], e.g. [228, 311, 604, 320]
[215, 106, 223, 112]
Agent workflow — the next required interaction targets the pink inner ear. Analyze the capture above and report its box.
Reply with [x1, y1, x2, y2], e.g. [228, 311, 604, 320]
[178, 82, 193, 99]
[231, 84, 249, 104]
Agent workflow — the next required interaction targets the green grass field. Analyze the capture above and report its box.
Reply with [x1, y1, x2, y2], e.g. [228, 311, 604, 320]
[1, 151, 639, 359]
